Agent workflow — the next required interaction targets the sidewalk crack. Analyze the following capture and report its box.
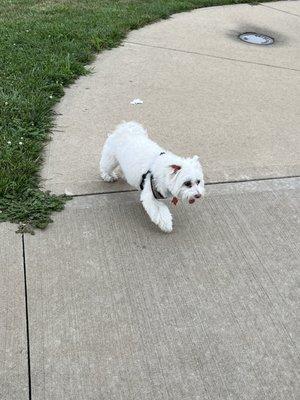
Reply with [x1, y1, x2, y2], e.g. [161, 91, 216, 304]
[259, 3, 300, 18]
[71, 175, 300, 198]
[124, 41, 300, 72]
[22, 234, 32, 400]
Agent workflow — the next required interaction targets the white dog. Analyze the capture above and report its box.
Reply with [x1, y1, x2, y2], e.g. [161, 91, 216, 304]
[100, 122, 205, 232]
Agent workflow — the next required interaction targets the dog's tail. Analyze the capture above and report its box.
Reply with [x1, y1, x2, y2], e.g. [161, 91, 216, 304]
[113, 121, 148, 138]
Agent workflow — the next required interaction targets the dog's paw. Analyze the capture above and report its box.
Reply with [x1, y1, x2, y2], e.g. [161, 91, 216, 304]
[156, 207, 173, 233]
[100, 171, 118, 182]
[113, 166, 125, 180]
[158, 219, 173, 233]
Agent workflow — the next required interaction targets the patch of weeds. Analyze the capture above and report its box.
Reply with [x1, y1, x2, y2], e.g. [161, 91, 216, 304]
[0, 189, 71, 234]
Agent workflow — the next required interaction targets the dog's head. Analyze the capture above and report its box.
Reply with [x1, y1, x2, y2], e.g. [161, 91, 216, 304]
[168, 156, 205, 204]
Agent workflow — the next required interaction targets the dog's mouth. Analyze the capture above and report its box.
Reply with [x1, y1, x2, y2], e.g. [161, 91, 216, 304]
[188, 194, 203, 204]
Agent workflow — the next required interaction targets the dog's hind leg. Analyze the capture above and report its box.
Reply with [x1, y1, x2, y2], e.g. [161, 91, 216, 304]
[100, 136, 119, 182]
[140, 176, 172, 233]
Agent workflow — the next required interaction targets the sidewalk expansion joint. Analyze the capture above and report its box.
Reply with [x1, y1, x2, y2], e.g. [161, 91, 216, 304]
[259, 3, 300, 18]
[21, 234, 32, 400]
[71, 175, 300, 198]
[124, 41, 300, 72]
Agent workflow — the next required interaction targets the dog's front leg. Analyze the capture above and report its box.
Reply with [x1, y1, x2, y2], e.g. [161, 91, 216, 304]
[140, 176, 172, 233]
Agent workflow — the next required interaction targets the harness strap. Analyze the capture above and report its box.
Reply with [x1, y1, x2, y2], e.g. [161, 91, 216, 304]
[150, 174, 165, 200]
[139, 152, 166, 199]
[140, 170, 150, 191]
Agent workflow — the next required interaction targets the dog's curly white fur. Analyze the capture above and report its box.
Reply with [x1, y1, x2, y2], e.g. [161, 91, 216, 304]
[100, 122, 205, 232]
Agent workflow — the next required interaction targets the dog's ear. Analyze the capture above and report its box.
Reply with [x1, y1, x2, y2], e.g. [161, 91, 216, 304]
[192, 155, 199, 162]
[170, 164, 181, 173]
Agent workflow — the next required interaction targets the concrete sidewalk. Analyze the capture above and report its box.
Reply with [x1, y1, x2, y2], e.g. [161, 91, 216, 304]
[42, 1, 300, 195]
[1, 2, 299, 399]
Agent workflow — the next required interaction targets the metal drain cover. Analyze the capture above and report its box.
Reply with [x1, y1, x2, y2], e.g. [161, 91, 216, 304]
[239, 32, 274, 45]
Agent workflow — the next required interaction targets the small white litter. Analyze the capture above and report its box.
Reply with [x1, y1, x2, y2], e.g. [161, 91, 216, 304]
[130, 98, 143, 105]
[65, 189, 73, 196]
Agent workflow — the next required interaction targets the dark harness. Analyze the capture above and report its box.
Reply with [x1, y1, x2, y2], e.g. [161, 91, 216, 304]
[140, 152, 166, 199]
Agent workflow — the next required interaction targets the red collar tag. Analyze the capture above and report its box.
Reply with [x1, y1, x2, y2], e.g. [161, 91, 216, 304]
[171, 197, 179, 206]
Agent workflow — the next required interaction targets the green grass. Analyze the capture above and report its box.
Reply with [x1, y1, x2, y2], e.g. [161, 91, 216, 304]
[0, 0, 270, 233]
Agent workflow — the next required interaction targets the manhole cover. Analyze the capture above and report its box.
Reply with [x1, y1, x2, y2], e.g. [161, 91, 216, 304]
[239, 32, 274, 45]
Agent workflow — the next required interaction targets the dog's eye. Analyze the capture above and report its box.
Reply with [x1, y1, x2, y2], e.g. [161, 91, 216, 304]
[196, 179, 201, 185]
[184, 181, 192, 188]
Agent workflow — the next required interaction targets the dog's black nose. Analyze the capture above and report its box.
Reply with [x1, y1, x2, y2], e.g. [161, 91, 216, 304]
[195, 194, 201, 199]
